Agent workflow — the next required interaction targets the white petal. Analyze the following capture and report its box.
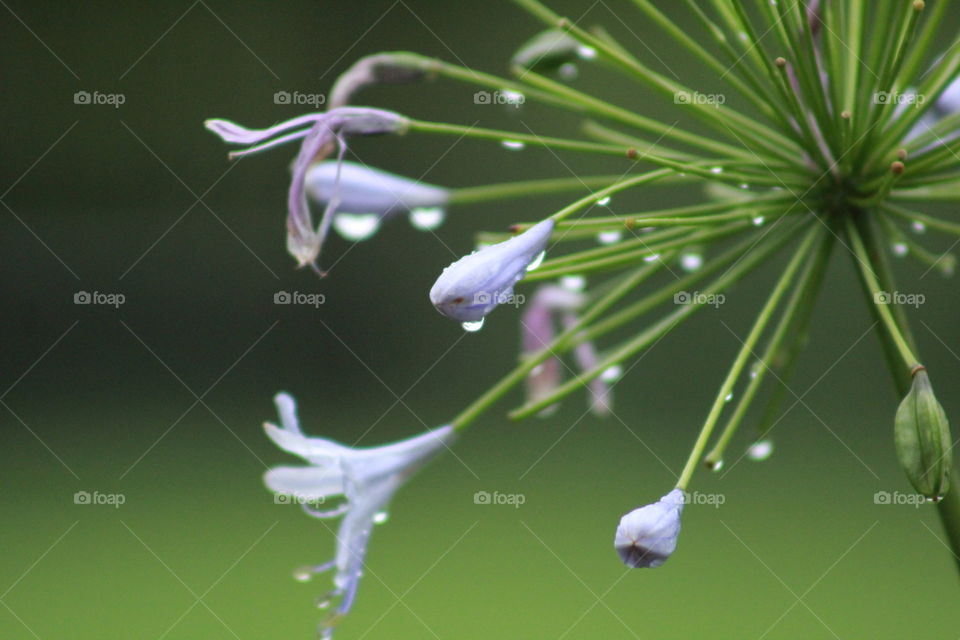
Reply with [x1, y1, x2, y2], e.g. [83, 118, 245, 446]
[264, 465, 345, 500]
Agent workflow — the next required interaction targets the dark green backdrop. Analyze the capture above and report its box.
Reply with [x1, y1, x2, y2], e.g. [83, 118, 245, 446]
[2, 1, 959, 637]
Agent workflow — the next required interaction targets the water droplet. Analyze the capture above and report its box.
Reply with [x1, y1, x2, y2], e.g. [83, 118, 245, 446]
[680, 253, 703, 272]
[939, 255, 956, 277]
[710, 166, 724, 174]
[333, 213, 381, 241]
[462, 319, 485, 332]
[576, 45, 597, 59]
[501, 140, 526, 150]
[293, 566, 315, 582]
[749, 360, 763, 379]
[558, 63, 578, 80]
[526, 250, 546, 271]
[373, 511, 389, 524]
[724, 392, 734, 402]
[501, 89, 525, 105]
[747, 439, 774, 461]
[739, 183, 750, 190]
[560, 275, 586, 291]
[912, 220, 926, 234]
[892, 242, 908, 257]
[316, 595, 333, 610]
[597, 230, 622, 245]
[709, 459, 724, 472]
[409, 207, 445, 231]
[600, 364, 622, 382]
[752, 216, 766, 226]
[643, 253, 661, 263]
[738, 31, 749, 42]
[597, 196, 612, 206]
[530, 364, 544, 376]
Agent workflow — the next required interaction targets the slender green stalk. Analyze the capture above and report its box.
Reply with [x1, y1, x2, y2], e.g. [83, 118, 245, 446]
[705, 225, 835, 466]
[448, 175, 652, 205]
[449, 259, 668, 431]
[676, 226, 821, 490]
[509, 221, 805, 419]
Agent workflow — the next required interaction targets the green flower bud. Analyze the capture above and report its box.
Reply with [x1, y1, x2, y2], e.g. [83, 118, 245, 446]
[894, 367, 953, 500]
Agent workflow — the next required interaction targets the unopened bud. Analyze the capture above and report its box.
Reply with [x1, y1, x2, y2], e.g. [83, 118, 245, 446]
[894, 367, 952, 500]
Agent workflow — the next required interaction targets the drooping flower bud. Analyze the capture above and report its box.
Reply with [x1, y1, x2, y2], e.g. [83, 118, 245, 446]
[304, 161, 450, 240]
[894, 367, 953, 500]
[511, 29, 595, 73]
[328, 52, 433, 108]
[430, 219, 554, 323]
[205, 107, 409, 273]
[615, 489, 684, 568]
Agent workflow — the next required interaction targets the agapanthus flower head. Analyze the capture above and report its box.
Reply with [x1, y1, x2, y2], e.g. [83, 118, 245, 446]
[328, 52, 432, 109]
[205, 107, 409, 273]
[430, 218, 554, 324]
[615, 489, 684, 569]
[304, 160, 450, 241]
[522, 284, 612, 416]
[262, 392, 455, 634]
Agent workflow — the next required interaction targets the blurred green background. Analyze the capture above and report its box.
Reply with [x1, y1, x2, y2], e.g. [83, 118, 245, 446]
[3, 1, 960, 638]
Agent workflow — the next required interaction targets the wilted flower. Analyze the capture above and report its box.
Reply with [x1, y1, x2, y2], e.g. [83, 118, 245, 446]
[304, 160, 450, 240]
[205, 107, 409, 273]
[430, 218, 554, 323]
[328, 52, 432, 108]
[263, 392, 456, 633]
[522, 284, 611, 416]
[615, 489, 684, 568]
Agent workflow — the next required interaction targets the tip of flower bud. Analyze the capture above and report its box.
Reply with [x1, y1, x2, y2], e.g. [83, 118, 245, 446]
[774, 57, 787, 68]
[897, 148, 908, 161]
[891, 161, 905, 175]
[841, 110, 852, 120]
[626, 148, 639, 159]
[913, 1, 925, 11]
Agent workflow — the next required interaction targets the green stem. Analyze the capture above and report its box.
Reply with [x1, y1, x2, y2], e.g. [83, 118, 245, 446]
[448, 175, 650, 205]
[676, 225, 821, 490]
[509, 221, 805, 420]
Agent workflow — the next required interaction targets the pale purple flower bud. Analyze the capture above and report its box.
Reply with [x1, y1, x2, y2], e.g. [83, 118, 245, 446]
[304, 161, 450, 239]
[430, 219, 554, 323]
[615, 489, 684, 568]
[328, 52, 432, 108]
[205, 107, 409, 273]
[263, 392, 456, 630]
[521, 285, 612, 416]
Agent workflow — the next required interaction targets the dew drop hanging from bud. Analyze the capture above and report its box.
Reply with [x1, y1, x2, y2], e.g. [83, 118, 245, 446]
[597, 196, 612, 206]
[409, 207, 445, 231]
[600, 364, 623, 382]
[912, 220, 926, 234]
[752, 215, 766, 226]
[501, 140, 526, 150]
[708, 459, 724, 472]
[333, 213, 382, 241]
[526, 250, 546, 271]
[892, 242, 908, 257]
[462, 319, 485, 332]
[373, 511, 389, 524]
